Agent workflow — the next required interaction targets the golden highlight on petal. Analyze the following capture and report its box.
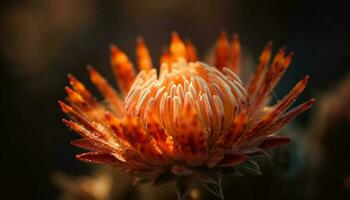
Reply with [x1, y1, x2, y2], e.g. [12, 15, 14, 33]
[59, 32, 314, 197]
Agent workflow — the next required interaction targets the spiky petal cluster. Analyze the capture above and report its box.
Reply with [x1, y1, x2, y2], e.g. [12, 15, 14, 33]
[60, 32, 314, 199]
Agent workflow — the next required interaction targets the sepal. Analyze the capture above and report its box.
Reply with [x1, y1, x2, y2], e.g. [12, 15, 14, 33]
[237, 160, 262, 175]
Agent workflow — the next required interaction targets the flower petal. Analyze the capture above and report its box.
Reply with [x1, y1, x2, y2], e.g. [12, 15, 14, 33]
[258, 136, 291, 150]
[217, 153, 247, 167]
[76, 152, 124, 166]
[110, 45, 136, 95]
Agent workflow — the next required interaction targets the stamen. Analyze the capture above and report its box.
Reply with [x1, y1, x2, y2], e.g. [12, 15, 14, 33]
[172, 96, 181, 123]
[135, 89, 151, 116]
[222, 67, 243, 84]
[213, 95, 225, 119]
[176, 84, 184, 100]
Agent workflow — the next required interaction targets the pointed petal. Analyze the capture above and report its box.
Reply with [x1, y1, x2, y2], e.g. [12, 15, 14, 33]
[214, 31, 229, 70]
[217, 153, 247, 167]
[185, 40, 198, 62]
[62, 119, 117, 152]
[65, 86, 86, 106]
[59, 101, 95, 130]
[67, 74, 94, 102]
[217, 111, 248, 149]
[110, 45, 136, 95]
[231, 33, 241, 73]
[171, 165, 194, 176]
[258, 136, 291, 150]
[160, 47, 171, 66]
[243, 98, 314, 142]
[267, 98, 315, 134]
[263, 75, 309, 122]
[70, 138, 103, 151]
[231, 111, 249, 143]
[250, 48, 294, 111]
[136, 37, 153, 71]
[76, 152, 124, 166]
[247, 42, 272, 96]
[170, 32, 186, 61]
[87, 66, 124, 115]
[265, 50, 294, 92]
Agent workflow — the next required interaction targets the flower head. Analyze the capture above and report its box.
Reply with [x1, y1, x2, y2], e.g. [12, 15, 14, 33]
[60, 32, 314, 199]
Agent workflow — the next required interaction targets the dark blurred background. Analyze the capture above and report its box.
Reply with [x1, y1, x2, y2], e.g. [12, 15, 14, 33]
[0, 0, 349, 199]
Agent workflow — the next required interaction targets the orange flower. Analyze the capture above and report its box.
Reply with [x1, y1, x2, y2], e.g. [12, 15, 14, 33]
[60, 32, 314, 199]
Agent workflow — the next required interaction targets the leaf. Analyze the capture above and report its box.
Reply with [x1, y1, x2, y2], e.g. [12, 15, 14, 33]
[245, 147, 272, 160]
[257, 148, 272, 160]
[198, 171, 224, 200]
[233, 167, 243, 176]
[238, 160, 262, 175]
[220, 166, 243, 176]
[176, 176, 195, 200]
[204, 183, 224, 199]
